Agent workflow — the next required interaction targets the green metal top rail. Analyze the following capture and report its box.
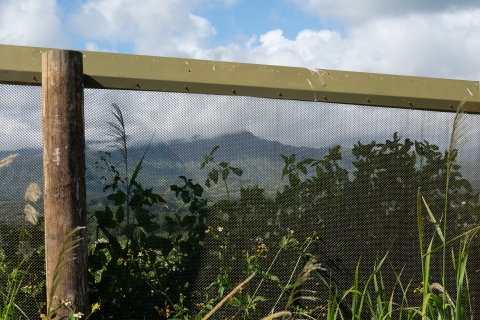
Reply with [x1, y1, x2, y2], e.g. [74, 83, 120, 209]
[0, 44, 479, 113]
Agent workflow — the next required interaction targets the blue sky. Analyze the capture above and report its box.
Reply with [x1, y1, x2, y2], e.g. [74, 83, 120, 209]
[1, 0, 480, 154]
[192, 1, 344, 47]
[1, 0, 480, 80]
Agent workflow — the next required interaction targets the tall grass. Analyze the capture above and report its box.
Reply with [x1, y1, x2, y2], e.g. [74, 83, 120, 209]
[0, 155, 97, 320]
[0, 155, 40, 319]
[4, 96, 476, 319]
[297, 100, 479, 320]
[194, 100, 480, 319]
[411, 100, 479, 320]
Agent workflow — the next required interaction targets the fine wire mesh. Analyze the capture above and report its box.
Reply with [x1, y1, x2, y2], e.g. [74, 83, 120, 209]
[83, 88, 480, 318]
[1, 82, 480, 319]
[0, 84, 44, 318]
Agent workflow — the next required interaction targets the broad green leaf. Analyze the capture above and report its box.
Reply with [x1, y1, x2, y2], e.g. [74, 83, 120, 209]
[95, 207, 116, 228]
[116, 206, 125, 223]
[253, 296, 268, 302]
[219, 161, 229, 168]
[221, 168, 229, 181]
[297, 164, 307, 175]
[107, 190, 127, 206]
[181, 215, 197, 227]
[288, 173, 300, 187]
[230, 167, 243, 176]
[209, 169, 219, 184]
[289, 154, 296, 164]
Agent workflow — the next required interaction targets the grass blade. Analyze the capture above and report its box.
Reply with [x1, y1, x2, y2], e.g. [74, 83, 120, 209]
[422, 196, 444, 243]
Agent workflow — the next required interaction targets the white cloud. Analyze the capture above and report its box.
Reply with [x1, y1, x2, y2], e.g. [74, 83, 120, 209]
[198, 9, 480, 80]
[1, 0, 479, 159]
[336, 10, 480, 79]
[68, 0, 216, 58]
[181, 28, 340, 69]
[290, 0, 480, 24]
[62, 0, 480, 80]
[84, 42, 100, 51]
[0, 0, 67, 47]
[0, 0, 466, 79]
[81, 88, 470, 158]
[0, 0, 478, 80]
[221, 0, 239, 7]
[0, 85, 42, 151]
[3, 84, 478, 163]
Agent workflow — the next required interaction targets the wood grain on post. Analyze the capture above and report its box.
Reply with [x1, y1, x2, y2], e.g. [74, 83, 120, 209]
[42, 50, 89, 316]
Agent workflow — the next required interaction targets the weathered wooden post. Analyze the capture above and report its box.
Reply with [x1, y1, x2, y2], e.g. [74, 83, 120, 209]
[42, 50, 89, 316]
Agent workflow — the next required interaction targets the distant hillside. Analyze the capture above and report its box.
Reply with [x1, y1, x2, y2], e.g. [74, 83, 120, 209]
[86, 131, 350, 199]
[0, 132, 342, 201]
[167, 131, 332, 162]
[2, 131, 479, 224]
[0, 132, 342, 223]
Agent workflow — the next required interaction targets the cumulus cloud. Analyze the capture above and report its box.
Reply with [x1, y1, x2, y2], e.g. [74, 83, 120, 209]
[1, 0, 479, 159]
[0, 0, 479, 80]
[290, 0, 480, 24]
[2, 85, 478, 162]
[68, 0, 216, 58]
[0, 85, 42, 151]
[263, 1, 480, 79]
[39, 0, 477, 80]
[202, 10, 480, 80]
[0, 0, 67, 47]
[81, 88, 470, 157]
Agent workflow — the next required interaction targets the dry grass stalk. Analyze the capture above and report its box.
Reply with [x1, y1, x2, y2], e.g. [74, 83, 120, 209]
[202, 272, 256, 320]
[261, 311, 292, 320]
[284, 258, 325, 310]
[0, 154, 19, 168]
[430, 282, 456, 312]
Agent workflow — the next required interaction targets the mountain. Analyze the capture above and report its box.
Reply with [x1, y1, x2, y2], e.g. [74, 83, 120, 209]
[86, 131, 349, 200]
[166, 131, 332, 162]
[2, 131, 479, 224]
[0, 132, 342, 223]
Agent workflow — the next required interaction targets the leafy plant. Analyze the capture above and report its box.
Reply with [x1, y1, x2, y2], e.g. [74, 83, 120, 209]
[201, 146, 243, 201]
[22, 100, 471, 319]
[88, 105, 208, 319]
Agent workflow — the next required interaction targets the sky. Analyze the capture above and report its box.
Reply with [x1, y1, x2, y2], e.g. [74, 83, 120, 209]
[0, 0, 479, 158]
[1, 0, 479, 80]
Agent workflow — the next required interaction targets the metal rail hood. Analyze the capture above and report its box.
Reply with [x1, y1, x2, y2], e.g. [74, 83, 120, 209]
[0, 44, 479, 113]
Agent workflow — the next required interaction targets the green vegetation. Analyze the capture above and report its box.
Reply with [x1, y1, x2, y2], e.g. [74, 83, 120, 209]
[1, 102, 479, 319]
[0, 156, 100, 320]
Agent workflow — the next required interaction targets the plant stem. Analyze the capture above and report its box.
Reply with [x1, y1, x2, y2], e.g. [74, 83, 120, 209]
[213, 161, 230, 202]
[270, 238, 313, 314]
[202, 272, 256, 320]
[442, 113, 457, 310]
[250, 237, 291, 306]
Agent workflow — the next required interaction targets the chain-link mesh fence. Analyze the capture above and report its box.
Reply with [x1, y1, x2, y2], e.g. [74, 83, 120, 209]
[1, 83, 479, 319]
